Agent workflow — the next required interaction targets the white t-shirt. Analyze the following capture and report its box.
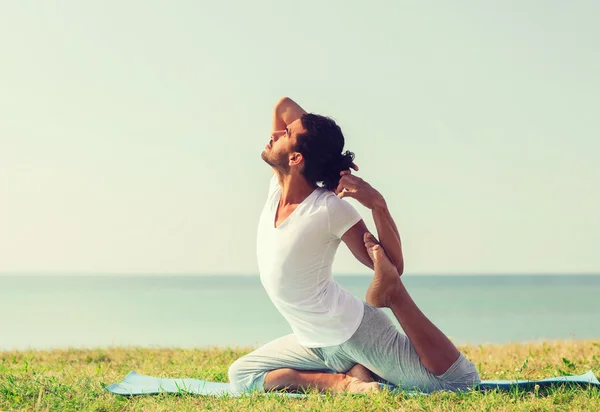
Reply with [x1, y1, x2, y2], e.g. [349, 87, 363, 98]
[257, 175, 365, 348]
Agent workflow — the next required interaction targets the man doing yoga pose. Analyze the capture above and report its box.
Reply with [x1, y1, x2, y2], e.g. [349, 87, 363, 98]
[228, 97, 480, 393]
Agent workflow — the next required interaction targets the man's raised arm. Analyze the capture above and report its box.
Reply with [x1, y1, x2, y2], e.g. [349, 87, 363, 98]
[272, 97, 307, 133]
[371, 198, 404, 274]
[338, 174, 405, 275]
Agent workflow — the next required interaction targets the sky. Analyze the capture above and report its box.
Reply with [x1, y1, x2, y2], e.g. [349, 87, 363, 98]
[1, 1, 599, 275]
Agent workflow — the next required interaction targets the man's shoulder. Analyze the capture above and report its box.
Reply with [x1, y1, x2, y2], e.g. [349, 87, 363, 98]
[315, 189, 348, 205]
[311, 188, 335, 205]
[311, 189, 356, 213]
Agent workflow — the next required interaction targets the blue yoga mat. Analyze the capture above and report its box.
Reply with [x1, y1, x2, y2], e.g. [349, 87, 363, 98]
[106, 370, 600, 397]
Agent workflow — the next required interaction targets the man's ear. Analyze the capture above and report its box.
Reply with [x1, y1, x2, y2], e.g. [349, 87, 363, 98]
[289, 152, 303, 167]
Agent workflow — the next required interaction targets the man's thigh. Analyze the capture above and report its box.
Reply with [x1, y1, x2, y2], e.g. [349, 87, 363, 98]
[337, 304, 444, 391]
[228, 333, 328, 392]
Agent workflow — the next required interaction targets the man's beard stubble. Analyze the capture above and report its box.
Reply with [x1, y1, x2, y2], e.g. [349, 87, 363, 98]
[261, 150, 290, 174]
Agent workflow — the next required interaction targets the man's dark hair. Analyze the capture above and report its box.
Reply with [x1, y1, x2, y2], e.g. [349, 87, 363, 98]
[294, 113, 355, 191]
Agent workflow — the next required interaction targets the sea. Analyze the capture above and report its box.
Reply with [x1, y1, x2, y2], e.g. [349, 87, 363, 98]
[1, 275, 599, 352]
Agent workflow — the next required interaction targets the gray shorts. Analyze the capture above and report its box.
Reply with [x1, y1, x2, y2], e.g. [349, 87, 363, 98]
[228, 302, 480, 393]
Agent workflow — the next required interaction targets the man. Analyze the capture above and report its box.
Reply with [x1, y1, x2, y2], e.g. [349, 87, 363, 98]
[228, 97, 480, 393]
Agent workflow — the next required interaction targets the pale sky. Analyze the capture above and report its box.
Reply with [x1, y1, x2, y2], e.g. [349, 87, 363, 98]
[1, 1, 599, 275]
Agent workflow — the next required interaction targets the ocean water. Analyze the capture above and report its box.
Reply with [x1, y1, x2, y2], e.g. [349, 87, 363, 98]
[1, 275, 599, 351]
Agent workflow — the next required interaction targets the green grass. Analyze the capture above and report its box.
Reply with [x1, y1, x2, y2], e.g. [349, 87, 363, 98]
[1, 341, 599, 411]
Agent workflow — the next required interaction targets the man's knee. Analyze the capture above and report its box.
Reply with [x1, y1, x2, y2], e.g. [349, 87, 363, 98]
[227, 358, 245, 393]
[228, 357, 266, 394]
[437, 354, 481, 391]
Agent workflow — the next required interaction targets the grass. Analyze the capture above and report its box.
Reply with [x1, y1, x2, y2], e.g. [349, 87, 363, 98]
[1, 341, 599, 411]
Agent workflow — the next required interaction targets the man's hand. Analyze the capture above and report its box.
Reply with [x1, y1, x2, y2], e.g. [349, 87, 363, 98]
[335, 171, 386, 210]
[348, 163, 359, 172]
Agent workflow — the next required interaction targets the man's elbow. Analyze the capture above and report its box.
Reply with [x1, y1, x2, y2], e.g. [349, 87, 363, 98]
[397, 262, 405, 276]
[390, 255, 404, 276]
[275, 96, 292, 109]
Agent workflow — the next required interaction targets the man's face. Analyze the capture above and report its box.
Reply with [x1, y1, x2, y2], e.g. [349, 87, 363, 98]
[261, 118, 305, 170]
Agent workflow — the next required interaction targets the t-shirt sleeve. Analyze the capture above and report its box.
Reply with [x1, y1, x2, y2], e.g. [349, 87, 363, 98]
[326, 194, 362, 239]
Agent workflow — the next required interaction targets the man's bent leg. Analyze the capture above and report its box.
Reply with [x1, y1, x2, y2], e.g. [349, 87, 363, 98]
[228, 333, 379, 394]
[229, 334, 382, 394]
[338, 302, 480, 392]
[388, 278, 461, 376]
[264, 368, 379, 393]
[364, 233, 466, 377]
[228, 334, 327, 393]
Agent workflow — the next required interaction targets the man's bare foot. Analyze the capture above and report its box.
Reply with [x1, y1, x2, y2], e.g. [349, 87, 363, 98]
[336, 372, 380, 393]
[346, 364, 375, 382]
[330, 363, 379, 393]
[343, 377, 381, 393]
[364, 232, 402, 308]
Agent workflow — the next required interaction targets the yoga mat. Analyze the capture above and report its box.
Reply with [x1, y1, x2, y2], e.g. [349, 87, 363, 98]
[106, 370, 600, 397]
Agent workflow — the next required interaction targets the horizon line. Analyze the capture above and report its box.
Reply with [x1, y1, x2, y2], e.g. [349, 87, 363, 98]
[1, 272, 599, 277]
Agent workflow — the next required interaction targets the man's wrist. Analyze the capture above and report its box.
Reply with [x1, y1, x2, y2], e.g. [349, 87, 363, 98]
[371, 193, 387, 211]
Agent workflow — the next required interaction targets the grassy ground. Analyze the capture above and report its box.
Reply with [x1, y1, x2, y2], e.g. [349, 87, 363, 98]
[1, 341, 599, 411]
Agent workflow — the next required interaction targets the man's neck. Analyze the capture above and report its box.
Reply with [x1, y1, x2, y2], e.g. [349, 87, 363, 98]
[275, 170, 316, 206]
